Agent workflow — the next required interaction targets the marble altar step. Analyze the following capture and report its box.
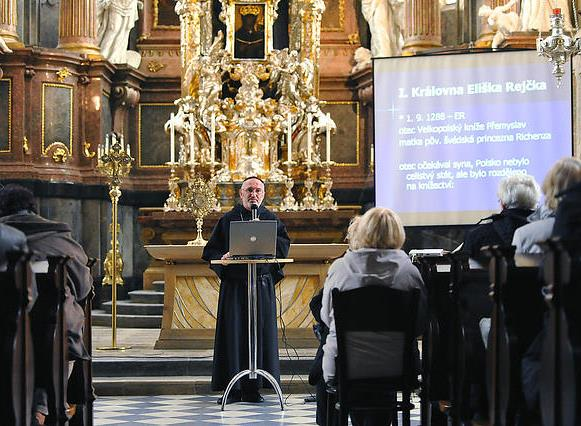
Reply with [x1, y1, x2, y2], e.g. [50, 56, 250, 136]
[92, 310, 163, 328]
[152, 280, 165, 292]
[129, 289, 165, 304]
[93, 375, 314, 396]
[93, 357, 314, 396]
[92, 287, 166, 328]
[93, 357, 313, 377]
[101, 300, 164, 316]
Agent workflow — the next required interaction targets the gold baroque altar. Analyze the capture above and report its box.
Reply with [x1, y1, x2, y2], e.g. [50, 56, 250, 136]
[146, 243, 347, 349]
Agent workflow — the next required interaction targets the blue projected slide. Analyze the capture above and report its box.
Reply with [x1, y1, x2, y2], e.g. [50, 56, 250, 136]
[373, 50, 573, 226]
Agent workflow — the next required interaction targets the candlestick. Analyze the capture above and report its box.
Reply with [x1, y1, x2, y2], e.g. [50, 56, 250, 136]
[210, 111, 216, 164]
[170, 113, 175, 163]
[307, 113, 312, 162]
[96, 132, 133, 351]
[287, 113, 292, 162]
[325, 113, 331, 163]
[189, 113, 195, 166]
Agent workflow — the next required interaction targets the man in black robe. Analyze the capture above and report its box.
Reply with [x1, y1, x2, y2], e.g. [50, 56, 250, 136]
[202, 177, 291, 404]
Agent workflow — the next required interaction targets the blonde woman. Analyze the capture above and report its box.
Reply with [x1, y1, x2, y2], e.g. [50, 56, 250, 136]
[320, 207, 426, 425]
[512, 157, 581, 254]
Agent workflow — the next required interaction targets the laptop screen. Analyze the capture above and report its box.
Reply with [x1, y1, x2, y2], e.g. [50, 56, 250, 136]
[229, 220, 278, 258]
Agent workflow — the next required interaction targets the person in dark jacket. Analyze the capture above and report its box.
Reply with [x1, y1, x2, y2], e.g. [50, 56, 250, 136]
[462, 174, 540, 259]
[552, 180, 581, 242]
[0, 222, 27, 270]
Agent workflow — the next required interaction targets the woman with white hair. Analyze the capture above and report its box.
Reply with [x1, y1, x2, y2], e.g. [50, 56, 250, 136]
[462, 174, 540, 258]
[512, 157, 581, 254]
[320, 207, 426, 425]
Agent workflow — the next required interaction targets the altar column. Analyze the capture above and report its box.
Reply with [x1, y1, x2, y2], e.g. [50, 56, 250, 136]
[57, 0, 101, 55]
[402, 0, 442, 55]
[0, 0, 22, 48]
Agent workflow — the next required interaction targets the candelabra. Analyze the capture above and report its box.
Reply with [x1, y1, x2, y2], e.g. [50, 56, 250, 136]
[96, 132, 133, 351]
[320, 161, 338, 210]
[537, 8, 581, 87]
[280, 160, 298, 211]
[300, 162, 318, 211]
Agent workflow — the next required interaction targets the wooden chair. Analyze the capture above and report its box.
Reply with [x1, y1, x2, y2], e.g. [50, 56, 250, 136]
[31, 255, 70, 425]
[69, 257, 97, 426]
[540, 239, 580, 426]
[484, 245, 545, 425]
[0, 251, 35, 426]
[414, 255, 452, 426]
[327, 286, 420, 426]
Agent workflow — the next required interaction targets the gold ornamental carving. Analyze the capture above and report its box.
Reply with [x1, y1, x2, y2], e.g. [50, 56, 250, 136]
[22, 136, 29, 154]
[147, 60, 167, 73]
[83, 141, 96, 158]
[56, 68, 72, 82]
[164, 0, 337, 212]
[44, 142, 70, 163]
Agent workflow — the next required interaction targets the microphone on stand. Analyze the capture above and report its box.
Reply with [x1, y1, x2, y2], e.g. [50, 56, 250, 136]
[250, 203, 259, 221]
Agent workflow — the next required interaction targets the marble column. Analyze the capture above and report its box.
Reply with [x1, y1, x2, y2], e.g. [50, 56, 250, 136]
[57, 0, 100, 55]
[0, 0, 23, 47]
[402, 0, 442, 55]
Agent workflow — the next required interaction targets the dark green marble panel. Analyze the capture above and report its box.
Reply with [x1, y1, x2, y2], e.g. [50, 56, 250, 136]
[42, 84, 73, 153]
[0, 79, 11, 152]
[138, 104, 175, 167]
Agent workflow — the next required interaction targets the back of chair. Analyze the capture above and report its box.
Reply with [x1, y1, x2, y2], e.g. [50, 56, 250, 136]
[332, 286, 420, 398]
[31, 255, 69, 425]
[0, 251, 34, 426]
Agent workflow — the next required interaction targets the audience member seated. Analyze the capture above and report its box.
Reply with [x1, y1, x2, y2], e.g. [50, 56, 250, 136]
[512, 157, 581, 255]
[552, 177, 581, 243]
[0, 184, 93, 425]
[320, 207, 427, 426]
[0, 222, 27, 270]
[462, 174, 540, 260]
[309, 216, 359, 426]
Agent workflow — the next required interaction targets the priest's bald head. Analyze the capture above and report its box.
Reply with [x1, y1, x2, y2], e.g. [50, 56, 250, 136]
[239, 176, 265, 210]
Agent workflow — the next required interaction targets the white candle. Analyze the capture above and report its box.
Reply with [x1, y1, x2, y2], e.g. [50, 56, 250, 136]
[170, 113, 175, 163]
[105, 135, 109, 154]
[127, 144, 131, 157]
[98, 145, 102, 159]
[189, 113, 195, 165]
[325, 113, 331, 163]
[120, 134, 124, 151]
[210, 111, 216, 164]
[307, 113, 312, 162]
[287, 113, 292, 162]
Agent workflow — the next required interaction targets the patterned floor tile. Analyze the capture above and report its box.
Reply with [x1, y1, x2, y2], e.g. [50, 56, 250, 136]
[94, 393, 421, 425]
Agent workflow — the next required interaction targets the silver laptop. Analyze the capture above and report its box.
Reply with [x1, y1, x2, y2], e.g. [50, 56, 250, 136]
[229, 220, 277, 258]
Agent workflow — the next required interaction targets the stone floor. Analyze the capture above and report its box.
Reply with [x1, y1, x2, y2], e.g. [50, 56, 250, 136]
[93, 394, 422, 425]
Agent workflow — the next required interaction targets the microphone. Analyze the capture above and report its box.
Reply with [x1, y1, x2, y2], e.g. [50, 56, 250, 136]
[250, 203, 259, 221]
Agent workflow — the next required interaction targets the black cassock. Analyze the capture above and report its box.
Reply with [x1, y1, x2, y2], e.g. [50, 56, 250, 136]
[202, 203, 291, 392]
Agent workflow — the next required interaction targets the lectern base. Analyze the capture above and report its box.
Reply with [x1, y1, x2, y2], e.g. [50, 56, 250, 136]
[221, 368, 284, 411]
